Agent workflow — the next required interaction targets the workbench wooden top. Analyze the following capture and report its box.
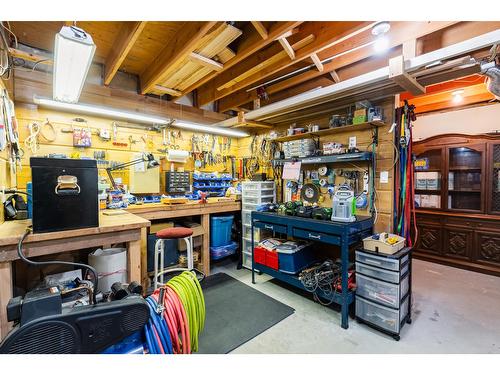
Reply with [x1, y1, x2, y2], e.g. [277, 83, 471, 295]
[0, 211, 150, 247]
[125, 199, 241, 214]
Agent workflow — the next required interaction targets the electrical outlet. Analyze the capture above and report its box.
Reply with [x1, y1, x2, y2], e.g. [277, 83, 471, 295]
[349, 136, 357, 148]
[380, 171, 389, 184]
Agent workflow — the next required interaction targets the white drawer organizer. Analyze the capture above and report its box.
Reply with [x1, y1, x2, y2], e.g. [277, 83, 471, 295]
[241, 181, 276, 269]
[355, 247, 412, 341]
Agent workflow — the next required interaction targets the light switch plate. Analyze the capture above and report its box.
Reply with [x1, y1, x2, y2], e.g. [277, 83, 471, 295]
[380, 171, 389, 184]
[349, 136, 357, 148]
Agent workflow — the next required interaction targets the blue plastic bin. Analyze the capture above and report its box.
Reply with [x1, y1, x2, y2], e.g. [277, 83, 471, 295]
[276, 241, 317, 274]
[210, 215, 234, 247]
[210, 241, 238, 260]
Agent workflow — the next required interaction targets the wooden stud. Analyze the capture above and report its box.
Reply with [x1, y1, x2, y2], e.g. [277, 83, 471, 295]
[233, 120, 272, 129]
[188, 52, 224, 71]
[403, 39, 417, 59]
[9, 48, 52, 65]
[140, 22, 216, 94]
[251, 21, 268, 39]
[253, 98, 261, 110]
[278, 37, 295, 60]
[329, 70, 341, 83]
[127, 238, 142, 284]
[311, 53, 323, 72]
[389, 55, 426, 95]
[0, 262, 12, 341]
[104, 21, 147, 85]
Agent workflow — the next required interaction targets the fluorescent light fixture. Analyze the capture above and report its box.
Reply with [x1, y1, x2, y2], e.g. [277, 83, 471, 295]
[33, 96, 249, 137]
[174, 121, 248, 137]
[53, 26, 96, 103]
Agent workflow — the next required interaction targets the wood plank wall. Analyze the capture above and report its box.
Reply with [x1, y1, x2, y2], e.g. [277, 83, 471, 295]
[237, 98, 396, 232]
[13, 104, 239, 192]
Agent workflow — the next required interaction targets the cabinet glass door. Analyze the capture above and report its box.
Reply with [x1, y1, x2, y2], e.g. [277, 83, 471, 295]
[490, 144, 500, 214]
[414, 149, 443, 209]
[447, 146, 482, 211]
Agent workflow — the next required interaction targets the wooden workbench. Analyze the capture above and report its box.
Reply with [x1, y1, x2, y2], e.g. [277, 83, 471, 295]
[0, 211, 150, 340]
[126, 199, 241, 281]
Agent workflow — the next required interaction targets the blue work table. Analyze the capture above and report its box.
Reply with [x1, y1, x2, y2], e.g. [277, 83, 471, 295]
[251, 211, 373, 329]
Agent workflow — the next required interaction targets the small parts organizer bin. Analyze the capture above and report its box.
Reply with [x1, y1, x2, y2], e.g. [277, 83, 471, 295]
[355, 247, 412, 340]
[241, 181, 276, 269]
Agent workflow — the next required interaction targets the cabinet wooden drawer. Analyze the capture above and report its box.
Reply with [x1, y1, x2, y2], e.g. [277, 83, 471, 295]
[253, 221, 287, 234]
[292, 228, 340, 245]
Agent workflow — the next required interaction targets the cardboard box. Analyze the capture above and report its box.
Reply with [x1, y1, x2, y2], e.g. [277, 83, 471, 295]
[178, 222, 205, 251]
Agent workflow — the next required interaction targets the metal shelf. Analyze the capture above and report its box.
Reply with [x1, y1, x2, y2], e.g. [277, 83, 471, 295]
[272, 151, 373, 165]
[272, 121, 386, 142]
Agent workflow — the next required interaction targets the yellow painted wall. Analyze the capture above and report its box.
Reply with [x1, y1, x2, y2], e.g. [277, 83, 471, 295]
[14, 103, 239, 192]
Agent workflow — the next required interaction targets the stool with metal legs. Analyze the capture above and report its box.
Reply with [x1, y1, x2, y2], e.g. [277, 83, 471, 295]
[154, 227, 194, 289]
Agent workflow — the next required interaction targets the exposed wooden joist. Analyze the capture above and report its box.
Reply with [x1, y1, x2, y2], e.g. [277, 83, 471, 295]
[233, 110, 272, 129]
[188, 52, 223, 71]
[217, 21, 459, 111]
[181, 21, 303, 96]
[9, 48, 53, 65]
[140, 21, 216, 94]
[251, 21, 268, 39]
[311, 53, 323, 72]
[154, 85, 183, 96]
[278, 37, 295, 60]
[329, 70, 340, 83]
[197, 21, 372, 106]
[104, 21, 147, 85]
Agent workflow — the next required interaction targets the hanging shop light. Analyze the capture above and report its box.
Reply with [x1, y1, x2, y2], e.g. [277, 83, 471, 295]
[33, 96, 249, 138]
[372, 21, 391, 54]
[53, 26, 96, 103]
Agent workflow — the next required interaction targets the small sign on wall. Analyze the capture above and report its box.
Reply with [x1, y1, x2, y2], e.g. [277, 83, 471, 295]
[414, 157, 429, 171]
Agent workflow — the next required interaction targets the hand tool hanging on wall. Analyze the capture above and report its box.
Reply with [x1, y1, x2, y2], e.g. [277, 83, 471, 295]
[2, 89, 21, 172]
[393, 100, 417, 246]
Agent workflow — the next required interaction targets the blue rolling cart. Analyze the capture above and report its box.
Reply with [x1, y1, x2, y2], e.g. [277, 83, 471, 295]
[251, 212, 373, 329]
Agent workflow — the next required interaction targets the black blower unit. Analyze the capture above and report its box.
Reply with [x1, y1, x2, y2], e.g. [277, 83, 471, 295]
[0, 288, 149, 354]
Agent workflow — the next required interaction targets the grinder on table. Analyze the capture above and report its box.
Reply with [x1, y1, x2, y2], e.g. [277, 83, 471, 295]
[30, 157, 99, 233]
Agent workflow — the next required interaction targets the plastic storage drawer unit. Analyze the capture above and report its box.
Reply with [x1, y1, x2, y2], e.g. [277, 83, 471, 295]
[356, 273, 409, 308]
[356, 262, 409, 284]
[356, 251, 408, 271]
[356, 295, 409, 335]
[276, 241, 315, 274]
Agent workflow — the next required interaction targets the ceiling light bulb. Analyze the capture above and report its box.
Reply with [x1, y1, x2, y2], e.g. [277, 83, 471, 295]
[371, 22, 390, 37]
[373, 36, 389, 53]
[452, 89, 464, 103]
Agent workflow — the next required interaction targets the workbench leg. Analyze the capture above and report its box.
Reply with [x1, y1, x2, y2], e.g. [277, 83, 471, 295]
[341, 238, 349, 330]
[127, 237, 142, 285]
[0, 262, 13, 341]
[201, 214, 210, 276]
[140, 228, 149, 291]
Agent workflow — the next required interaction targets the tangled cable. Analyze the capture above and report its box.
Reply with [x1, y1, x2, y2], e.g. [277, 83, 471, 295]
[144, 271, 205, 354]
[24, 121, 40, 153]
[299, 260, 341, 306]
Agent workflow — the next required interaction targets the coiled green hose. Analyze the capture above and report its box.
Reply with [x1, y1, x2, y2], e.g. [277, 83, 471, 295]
[167, 271, 205, 352]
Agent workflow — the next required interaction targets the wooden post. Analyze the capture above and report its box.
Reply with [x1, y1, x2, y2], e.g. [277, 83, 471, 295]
[140, 227, 149, 289]
[127, 236, 142, 284]
[201, 213, 210, 276]
[0, 262, 12, 341]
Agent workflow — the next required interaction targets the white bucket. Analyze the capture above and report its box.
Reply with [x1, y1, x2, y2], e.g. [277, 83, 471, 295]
[88, 247, 127, 293]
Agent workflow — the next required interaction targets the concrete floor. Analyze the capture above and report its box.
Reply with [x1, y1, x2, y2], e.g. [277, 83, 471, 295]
[211, 258, 500, 353]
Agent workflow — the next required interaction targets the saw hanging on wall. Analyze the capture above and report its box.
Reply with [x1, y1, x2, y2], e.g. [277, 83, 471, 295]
[300, 183, 320, 204]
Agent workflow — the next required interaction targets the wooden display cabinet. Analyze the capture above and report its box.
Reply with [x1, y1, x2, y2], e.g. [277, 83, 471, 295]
[412, 134, 500, 276]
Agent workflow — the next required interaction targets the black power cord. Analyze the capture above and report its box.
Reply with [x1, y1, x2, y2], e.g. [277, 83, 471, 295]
[17, 228, 99, 304]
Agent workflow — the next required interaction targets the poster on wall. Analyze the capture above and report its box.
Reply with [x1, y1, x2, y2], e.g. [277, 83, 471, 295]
[414, 157, 429, 171]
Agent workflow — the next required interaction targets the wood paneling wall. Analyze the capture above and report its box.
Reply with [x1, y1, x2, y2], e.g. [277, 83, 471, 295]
[237, 98, 395, 232]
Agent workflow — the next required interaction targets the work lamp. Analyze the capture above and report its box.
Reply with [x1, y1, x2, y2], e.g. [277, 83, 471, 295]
[53, 26, 96, 103]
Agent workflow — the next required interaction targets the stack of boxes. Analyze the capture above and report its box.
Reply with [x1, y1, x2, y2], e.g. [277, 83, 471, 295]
[283, 139, 316, 158]
[414, 172, 441, 208]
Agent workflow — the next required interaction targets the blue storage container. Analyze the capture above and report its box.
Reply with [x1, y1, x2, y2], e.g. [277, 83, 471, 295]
[276, 241, 316, 274]
[210, 241, 238, 260]
[210, 215, 234, 247]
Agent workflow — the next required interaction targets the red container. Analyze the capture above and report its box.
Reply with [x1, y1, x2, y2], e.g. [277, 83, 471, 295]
[266, 250, 279, 270]
[254, 246, 267, 265]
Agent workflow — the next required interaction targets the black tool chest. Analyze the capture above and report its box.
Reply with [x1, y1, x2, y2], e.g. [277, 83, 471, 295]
[165, 171, 190, 195]
[354, 247, 412, 340]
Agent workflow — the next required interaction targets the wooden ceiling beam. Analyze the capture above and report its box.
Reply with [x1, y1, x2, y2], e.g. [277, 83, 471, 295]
[197, 21, 372, 106]
[154, 85, 183, 96]
[180, 21, 303, 96]
[188, 52, 223, 71]
[140, 21, 216, 94]
[251, 21, 268, 39]
[217, 21, 459, 112]
[104, 21, 147, 85]
[278, 37, 295, 59]
[311, 53, 323, 72]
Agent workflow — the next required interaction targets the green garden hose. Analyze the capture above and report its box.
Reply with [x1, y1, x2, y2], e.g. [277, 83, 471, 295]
[167, 271, 205, 352]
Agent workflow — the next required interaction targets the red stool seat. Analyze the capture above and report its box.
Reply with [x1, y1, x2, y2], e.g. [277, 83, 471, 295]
[156, 227, 193, 239]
